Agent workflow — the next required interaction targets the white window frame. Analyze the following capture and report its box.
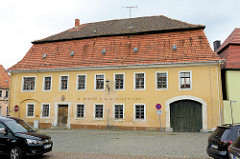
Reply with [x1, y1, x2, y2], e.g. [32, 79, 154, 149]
[134, 72, 146, 91]
[93, 103, 104, 120]
[26, 103, 35, 118]
[76, 74, 87, 91]
[42, 76, 52, 92]
[113, 103, 125, 121]
[59, 75, 69, 91]
[41, 103, 50, 118]
[133, 103, 146, 121]
[156, 71, 168, 90]
[113, 73, 125, 91]
[179, 71, 192, 90]
[75, 103, 85, 119]
[94, 74, 105, 91]
[21, 76, 36, 92]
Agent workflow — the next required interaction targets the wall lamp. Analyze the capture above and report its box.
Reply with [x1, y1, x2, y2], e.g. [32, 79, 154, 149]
[105, 80, 110, 91]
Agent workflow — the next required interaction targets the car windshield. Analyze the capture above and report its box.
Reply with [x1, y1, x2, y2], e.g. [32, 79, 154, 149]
[5, 120, 36, 133]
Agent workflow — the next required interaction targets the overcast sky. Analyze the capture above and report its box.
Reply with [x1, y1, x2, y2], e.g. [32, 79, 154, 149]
[1, 0, 240, 70]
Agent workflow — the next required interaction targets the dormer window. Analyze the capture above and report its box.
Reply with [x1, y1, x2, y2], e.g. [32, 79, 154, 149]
[43, 54, 47, 58]
[102, 49, 106, 54]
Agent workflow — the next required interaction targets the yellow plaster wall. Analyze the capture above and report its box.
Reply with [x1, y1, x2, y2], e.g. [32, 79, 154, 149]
[9, 64, 223, 130]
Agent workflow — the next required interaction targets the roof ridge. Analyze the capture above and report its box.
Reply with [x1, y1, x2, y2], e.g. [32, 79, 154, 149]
[32, 15, 205, 44]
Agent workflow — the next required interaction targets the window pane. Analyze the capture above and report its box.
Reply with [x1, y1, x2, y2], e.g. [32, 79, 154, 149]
[78, 75, 86, 90]
[115, 105, 123, 119]
[42, 104, 50, 117]
[61, 76, 68, 90]
[135, 105, 145, 120]
[180, 72, 191, 89]
[27, 104, 34, 116]
[115, 74, 124, 90]
[77, 104, 84, 118]
[44, 77, 51, 90]
[96, 75, 104, 90]
[135, 73, 144, 89]
[95, 105, 103, 118]
[23, 77, 35, 90]
[157, 73, 167, 89]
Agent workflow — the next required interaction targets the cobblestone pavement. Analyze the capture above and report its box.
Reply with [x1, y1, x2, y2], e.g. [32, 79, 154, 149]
[0, 129, 212, 159]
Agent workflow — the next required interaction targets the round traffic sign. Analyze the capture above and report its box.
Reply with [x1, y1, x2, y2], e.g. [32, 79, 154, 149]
[156, 104, 162, 110]
[14, 105, 19, 112]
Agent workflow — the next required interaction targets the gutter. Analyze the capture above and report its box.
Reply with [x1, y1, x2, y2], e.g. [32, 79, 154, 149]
[8, 60, 225, 73]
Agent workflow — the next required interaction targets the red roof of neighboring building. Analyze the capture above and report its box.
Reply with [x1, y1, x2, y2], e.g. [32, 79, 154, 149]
[0, 65, 10, 89]
[217, 28, 240, 69]
[8, 15, 223, 72]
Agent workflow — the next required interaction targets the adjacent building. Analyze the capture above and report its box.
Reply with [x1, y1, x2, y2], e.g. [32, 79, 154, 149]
[0, 65, 10, 115]
[215, 28, 240, 124]
[8, 15, 224, 132]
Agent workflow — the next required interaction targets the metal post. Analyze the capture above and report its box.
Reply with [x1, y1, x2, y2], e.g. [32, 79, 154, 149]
[159, 114, 162, 132]
[107, 109, 110, 129]
[230, 100, 237, 124]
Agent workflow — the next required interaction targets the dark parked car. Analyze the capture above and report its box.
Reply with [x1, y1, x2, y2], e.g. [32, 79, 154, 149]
[207, 124, 240, 159]
[229, 135, 240, 159]
[0, 116, 53, 159]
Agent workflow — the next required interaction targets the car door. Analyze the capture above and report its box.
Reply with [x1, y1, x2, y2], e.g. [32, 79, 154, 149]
[0, 122, 9, 153]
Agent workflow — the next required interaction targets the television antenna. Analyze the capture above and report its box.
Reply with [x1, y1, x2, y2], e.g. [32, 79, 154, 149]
[122, 6, 137, 18]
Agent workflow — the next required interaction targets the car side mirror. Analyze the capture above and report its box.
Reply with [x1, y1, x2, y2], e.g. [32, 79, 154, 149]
[0, 128, 7, 135]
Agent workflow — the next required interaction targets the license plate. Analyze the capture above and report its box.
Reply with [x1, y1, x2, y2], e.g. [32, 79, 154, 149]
[44, 144, 51, 149]
[211, 144, 218, 149]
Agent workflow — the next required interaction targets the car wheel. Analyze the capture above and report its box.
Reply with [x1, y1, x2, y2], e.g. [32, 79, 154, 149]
[9, 146, 23, 159]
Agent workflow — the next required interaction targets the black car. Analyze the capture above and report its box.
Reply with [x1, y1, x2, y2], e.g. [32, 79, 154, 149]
[229, 135, 240, 159]
[0, 116, 53, 159]
[207, 124, 240, 159]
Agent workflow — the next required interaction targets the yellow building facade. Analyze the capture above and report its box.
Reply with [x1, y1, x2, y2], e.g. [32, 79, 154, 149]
[8, 16, 224, 132]
[9, 64, 222, 131]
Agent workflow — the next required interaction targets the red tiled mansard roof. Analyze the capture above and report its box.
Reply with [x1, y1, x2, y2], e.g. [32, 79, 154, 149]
[217, 28, 240, 69]
[0, 65, 10, 89]
[8, 15, 223, 72]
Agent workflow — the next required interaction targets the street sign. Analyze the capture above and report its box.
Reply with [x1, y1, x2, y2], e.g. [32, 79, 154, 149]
[155, 104, 162, 110]
[156, 110, 162, 115]
[14, 105, 19, 112]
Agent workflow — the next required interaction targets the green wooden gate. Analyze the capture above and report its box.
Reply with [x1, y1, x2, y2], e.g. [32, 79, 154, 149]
[170, 100, 202, 132]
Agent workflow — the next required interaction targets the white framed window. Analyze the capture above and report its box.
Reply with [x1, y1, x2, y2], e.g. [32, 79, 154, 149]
[22, 76, 36, 92]
[134, 72, 146, 90]
[59, 75, 69, 91]
[43, 76, 52, 91]
[26, 103, 35, 118]
[77, 74, 86, 91]
[113, 103, 125, 120]
[5, 90, 9, 98]
[94, 74, 105, 91]
[179, 71, 192, 90]
[41, 103, 50, 118]
[114, 73, 125, 91]
[76, 104, 85, 119]
[134, 104, 146, 121]
[93, 103, 104, 119]
[0, 90, 2, 97]
[156, 71, 168, 90]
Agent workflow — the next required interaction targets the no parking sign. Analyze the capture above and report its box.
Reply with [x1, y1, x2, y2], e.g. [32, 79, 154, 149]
[155, 104, 162, 110]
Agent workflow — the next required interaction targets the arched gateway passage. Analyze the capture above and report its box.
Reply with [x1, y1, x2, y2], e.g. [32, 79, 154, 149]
[170, 100, 202, 132]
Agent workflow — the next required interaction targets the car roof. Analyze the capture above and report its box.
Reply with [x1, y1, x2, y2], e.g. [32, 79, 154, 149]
[0, 116, 23, 122]
[218, 124, 240, 129]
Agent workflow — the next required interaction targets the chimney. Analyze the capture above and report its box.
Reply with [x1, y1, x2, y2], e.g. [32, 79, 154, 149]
[213, 40, 221, 52]
[75, 19, 80, 27]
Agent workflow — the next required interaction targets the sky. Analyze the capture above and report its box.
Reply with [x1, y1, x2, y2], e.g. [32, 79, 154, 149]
[0, 0, 240, 70]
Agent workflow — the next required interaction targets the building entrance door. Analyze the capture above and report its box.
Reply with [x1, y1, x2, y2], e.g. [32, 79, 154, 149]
[58, 105, 68, 127]
[170, 100, 202, 132]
